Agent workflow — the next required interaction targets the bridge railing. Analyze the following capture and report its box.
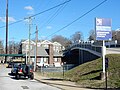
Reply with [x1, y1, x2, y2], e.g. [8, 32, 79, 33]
[66, 42, 102, 54]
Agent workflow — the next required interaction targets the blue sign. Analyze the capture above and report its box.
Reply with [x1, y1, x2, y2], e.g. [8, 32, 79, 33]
[95, 18, 112, 40]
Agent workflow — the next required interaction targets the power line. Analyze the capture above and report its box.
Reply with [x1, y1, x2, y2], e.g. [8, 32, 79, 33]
[40, 3, 68, 28]
[34, 0, 53, 12]
[31, 6, 64, 35]
[29, 0, 71, 18]
[39, 5, 65, 29]
[0, 19, 23, 28]
[46, 0, 108, 38]
[31, 0, 69, 36]
[0, 0, 71, 29]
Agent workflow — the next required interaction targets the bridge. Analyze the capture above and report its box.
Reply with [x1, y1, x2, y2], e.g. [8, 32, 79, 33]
[63, 42, 120, 67]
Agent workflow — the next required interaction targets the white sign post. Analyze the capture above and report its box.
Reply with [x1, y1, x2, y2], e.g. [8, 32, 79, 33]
[95, 18, 112, 79]
[102, 40, 106, 74]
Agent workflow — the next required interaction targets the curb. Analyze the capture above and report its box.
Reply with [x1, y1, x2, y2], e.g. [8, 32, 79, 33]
[34, 78, 63, 90]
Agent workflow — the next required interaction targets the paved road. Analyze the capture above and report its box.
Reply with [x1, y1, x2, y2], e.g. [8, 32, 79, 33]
[106, 48, 120, 54]
[0, 64, 61, 90]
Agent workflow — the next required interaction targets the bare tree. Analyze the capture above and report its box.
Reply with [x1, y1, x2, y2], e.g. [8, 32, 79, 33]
[9, 41, 13, 54]
[51, 35, 72, 48]
[71, 31, 83, 43]
[88, 29, 96, 41]
[0, 40, 4, 61]
[9, 41, 20, 54]
[0, 40, 4, 54]
[112, 30, 120, 45]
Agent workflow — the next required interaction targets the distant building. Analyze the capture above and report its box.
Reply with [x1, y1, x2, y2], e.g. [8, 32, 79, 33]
[19, 39, 64, 67]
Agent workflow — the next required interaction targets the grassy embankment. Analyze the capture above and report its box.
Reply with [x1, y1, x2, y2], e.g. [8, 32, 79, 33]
[37, 54, 120, 88]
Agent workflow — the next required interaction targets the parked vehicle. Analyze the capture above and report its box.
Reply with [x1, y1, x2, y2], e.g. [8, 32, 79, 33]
[7, 62, 14, 68]
[54, 63, 61, 67]
[37, 63, 49, 68]
[11, 63, 21, 75]
[12, 64, 34, 79]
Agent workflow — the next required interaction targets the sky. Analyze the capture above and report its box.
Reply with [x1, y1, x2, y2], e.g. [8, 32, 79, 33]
[0, 0, 120, 44]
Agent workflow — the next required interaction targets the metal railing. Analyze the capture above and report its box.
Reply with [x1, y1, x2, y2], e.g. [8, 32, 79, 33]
[66, 42, 102, 54]
[37, 64, 75, 72]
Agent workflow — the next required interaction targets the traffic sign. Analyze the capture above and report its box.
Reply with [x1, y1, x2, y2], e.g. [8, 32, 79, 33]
[95, 18, 112, 40]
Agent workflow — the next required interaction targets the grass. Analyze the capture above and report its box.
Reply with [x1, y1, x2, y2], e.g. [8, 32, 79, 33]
[36, 54, 120, 89]
[64, 54, 120, 88]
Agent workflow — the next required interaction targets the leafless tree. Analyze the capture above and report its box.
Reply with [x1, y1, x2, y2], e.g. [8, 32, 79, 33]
[88, 29, 96, 41]
[51, 35, 72, 48]
[0, 40, 4, 61]
[112, 30, 120, 44]
[9, 41, 20, 54]
[0, 40, 4, 54]
[71, 31, 83, 43]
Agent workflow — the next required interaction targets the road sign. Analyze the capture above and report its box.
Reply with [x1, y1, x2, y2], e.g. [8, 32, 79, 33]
[95, 18, 112, 40]
[95, 18, 112, 79]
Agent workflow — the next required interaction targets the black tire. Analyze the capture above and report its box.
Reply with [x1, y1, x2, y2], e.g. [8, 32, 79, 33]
[30, 73, 34, 79]
[24, 75, 26, 78]
[11, 71, 13, 75]
[23, 66, 27, 74]
[15, 74, 19, 79]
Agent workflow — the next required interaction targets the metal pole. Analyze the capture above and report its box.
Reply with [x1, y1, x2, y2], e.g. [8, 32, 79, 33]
[63, 62, 64, 79]
[105, 68, 107, 89]
[34, 26, 38, 71]
[5, 0, 8, 63]
[28, 17, 31, 65]
[102, 40, 106, 79]
[26, 47, 27, 64]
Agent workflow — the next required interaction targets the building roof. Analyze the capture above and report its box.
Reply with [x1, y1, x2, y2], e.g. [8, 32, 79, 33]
[23, 47, 62, 57]
[21, 39, 35, 45]
[40, 40, 52, 45]
[53, 42, 62, 46]
[34, 47, 49, 57]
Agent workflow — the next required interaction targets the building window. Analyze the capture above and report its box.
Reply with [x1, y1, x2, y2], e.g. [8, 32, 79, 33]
[26, 45, 29, 50]
[26, 45, 32, 50]
[54, 58, 58, 62]
[44, 58, 47, 62]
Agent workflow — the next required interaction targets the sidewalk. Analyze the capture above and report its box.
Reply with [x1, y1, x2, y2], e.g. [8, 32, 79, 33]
[34, 72, 94, 90]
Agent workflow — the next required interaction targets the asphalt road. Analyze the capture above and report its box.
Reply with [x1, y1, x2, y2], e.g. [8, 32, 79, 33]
[0, 64, 61, 90]
[106, 48, 120, 54]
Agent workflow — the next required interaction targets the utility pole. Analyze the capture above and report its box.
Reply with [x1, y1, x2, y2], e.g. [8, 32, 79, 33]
[34, 26, 38, 71]
[5, 0, 8, 63]
[28, 17, 32, 65]
[24, 16, 34, 64]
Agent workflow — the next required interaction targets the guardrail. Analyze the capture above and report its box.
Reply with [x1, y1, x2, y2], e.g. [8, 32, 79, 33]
[65, 43, 102, 55]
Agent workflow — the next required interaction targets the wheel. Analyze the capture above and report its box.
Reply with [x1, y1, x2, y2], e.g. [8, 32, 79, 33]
[23, 66, 27, 74]
[11, 72, 14, 75]
[24, 75, 26, 78]
[15, 74, 19, 79]
[30, 73, 34, 80]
